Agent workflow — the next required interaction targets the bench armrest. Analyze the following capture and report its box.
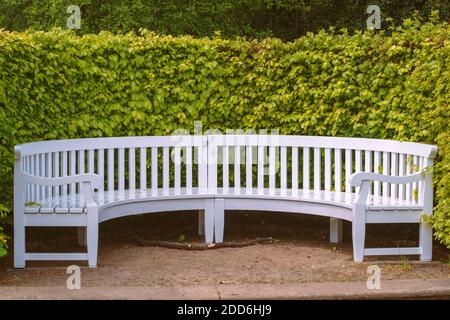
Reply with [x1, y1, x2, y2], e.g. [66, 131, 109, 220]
[21, 172, 103, 189]
[349, 171, 426, 187]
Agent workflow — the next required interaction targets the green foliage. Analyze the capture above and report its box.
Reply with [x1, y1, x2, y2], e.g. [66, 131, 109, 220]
[0, 0, 448, 40]
[0, 19, 449, 256]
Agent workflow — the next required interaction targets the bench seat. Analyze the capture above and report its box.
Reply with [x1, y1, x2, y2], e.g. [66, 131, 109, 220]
[24, 188, 423, 215]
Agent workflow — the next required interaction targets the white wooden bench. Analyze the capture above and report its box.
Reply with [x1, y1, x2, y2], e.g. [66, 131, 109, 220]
[13, 135, 437, 268]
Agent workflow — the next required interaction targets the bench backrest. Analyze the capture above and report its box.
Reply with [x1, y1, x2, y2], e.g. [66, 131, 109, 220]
[207, 135, 437, 204]
[15, 136, 207, 204]
[15, 135, 437, 205]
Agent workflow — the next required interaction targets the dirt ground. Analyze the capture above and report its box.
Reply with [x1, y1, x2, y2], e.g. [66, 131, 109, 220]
[0, 211, 449, 287]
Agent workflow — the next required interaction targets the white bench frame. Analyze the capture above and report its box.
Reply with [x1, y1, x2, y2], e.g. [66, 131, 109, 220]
[13, 135, 437, 267]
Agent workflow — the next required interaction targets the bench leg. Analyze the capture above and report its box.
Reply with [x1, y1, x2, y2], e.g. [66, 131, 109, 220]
[198, 210, 205, 236]
[87, 209, 99, 268]
[419, 222, 433, 261]
[352, 209, 366, 263]
[214, 198, 224, 243]
[14, 215, 26, 268]
[329, 218, 343, 243]
[77, 227, 87, 246]
[204, 200, 214, 244]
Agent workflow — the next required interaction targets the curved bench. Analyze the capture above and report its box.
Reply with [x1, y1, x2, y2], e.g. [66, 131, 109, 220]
[13, 135, 437, 267]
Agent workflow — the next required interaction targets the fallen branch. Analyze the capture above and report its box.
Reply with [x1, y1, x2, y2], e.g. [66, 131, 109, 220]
[132, 236, 276, 250]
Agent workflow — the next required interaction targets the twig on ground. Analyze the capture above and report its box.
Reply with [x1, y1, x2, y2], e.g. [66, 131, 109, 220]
[132, 236, 276, 250]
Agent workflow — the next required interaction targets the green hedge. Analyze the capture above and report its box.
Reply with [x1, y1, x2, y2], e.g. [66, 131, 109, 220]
[1, 0, 449, 40]
[0, 18, 449, 256]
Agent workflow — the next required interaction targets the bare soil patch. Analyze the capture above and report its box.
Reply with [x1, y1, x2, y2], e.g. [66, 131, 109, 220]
[1, 211, 449, 287]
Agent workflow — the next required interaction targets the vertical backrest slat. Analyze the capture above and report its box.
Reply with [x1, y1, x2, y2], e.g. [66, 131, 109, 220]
[78, 150, 85, 200]
[128, 148, 136, 190]
[303, 147, 310, 191]
[364, 150, 372, 196]
[107, 148, 115, 193]
[345, 149, 352, 194]
[257, 146, 264, 195]
[88, 150, 95, 174]
[382, 151, 390, 199]
[186, 146, 193, 194]
[46, 152, 52, 200]
[140, 148, 147, 191]
[313, 147, 321, 193]
[62, 151, 68, 197]
[399, 153, 406, 203]
[70, 151, 76, 195]
[26, 156, 31, 202]
[291, 147, 298, 196]
[151, 147, 158, 195]
[207, 143, 218, 194]
[222, 145, 229, 194]
[374, 151, 381, 197]
[39, 154, 44, 200]
[355, 150, 362, 193]
[174, 147, 181, 195]
[31, 155, 37, 201]
[391, 152, 398, 199]
[324, 148, 331, 192]
[406, 155, 412, 202]
[280, 146, 287, 196]
[97, 149, 104, 193]
[163, 147, 169, 195]
[234, 145, 240, 194]
[246, 146, 252, 194]
[412, 156, 420, 202]
[269, 146, 276, 195]
[118, 148, 125, 191]
[53, 152, 60, 198]
[198, 139, 207, 194]
[334, 148, 342, 193]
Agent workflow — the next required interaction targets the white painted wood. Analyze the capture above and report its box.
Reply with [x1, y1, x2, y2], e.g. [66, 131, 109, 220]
[118, 148, 125, 191]
[18, 135, 438, 159]
[374, 151, 381, 197]
[62, 151, 68, 197]
[391, 152, 398, 200]
[257, 146, 264, 195]
[382, 151, 390, 199]
[53, 152, 60, 198]
[140, 148, 147, 191]
[399, 153, 406, 202]
[330, 217, 342, 243]
[345, 149, 352, 194]
[364, 247, 421, 256]
[280, 146, 287, 196]
[324, 148, 331, 192]
[303, 147, 310, 190]
[174, 147, 181, 195]
[313, 147, 321, 193]
[186, 146, 193, 194]
[13, 135, 438, 267]
[97, 149, 104, 193]
[364, 150, 372, 196]
[291, 147, 298, 196]
[70, 151, 76, 195]
[129, 148, 136, 190]
[163, 147, 169, 196]
[334, 148, 342, 193]
[107, 148, 114, 192]
[246, 146, 252, 194]
[234, 145, 240, 194]
[222, 146, 229, 194]
[269, 146, 276, 195]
